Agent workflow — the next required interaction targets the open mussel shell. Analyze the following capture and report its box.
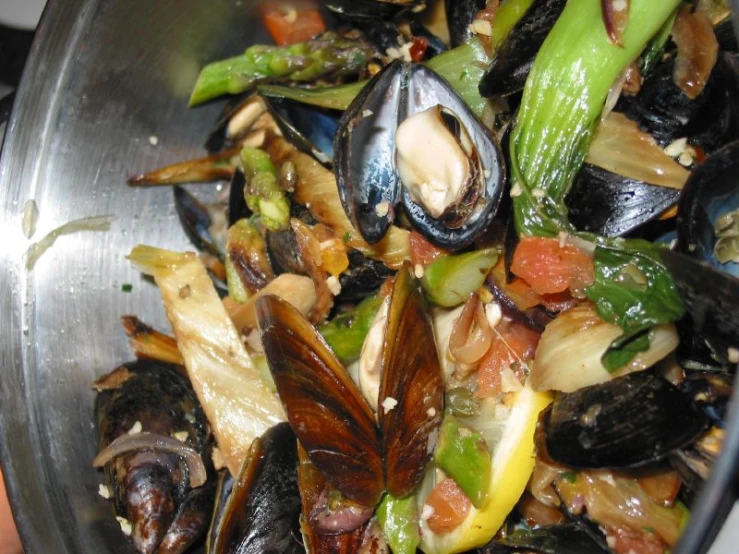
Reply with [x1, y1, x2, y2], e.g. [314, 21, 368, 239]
[208, 422, 304, 554]
[256, 294, 384, 507]
[262, 95, 340, 167]
[479, 0, 567, 97]
[378, 263, 444, 496]
[174, 186, 227, 259]
[335, 61, 506, 249]
[545, 371, 708, 469]
[325, 0, 426, 22]
[677, 140, 739, 276]
[565, 164, 680, 237]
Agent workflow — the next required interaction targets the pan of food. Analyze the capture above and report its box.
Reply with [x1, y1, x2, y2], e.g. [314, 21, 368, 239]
[1, 0, 739, 553]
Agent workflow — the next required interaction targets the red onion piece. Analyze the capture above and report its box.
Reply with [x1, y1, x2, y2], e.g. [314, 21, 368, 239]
[449, 293, 492, 366]
[93, 431, 207, 488]
[601, 0, 630, 47]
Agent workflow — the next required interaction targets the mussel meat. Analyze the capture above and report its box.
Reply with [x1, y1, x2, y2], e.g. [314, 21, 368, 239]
[335, 61, 506, 249]
[94, 360, 215, 554]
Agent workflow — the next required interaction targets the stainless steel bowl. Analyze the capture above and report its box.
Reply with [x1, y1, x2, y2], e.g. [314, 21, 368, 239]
[1, 0, 738, 552]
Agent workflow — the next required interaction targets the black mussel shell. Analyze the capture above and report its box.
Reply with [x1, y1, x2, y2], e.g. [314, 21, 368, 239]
[677, 140, 739, 277]
[565, 164, 680, 237]
[479, 522, 610, 554]
[263, 95, 340, 167]
[360, 19, 407, 56]
[479, 0, 567, 97]
[227, 170, 251, 226]
[445, 0, 486, 48]
[174, 186, 226, 259]
[325, 0, 425, 22]
[545, 371, 708, 469]
[335, 61, 506, 249]
[209, 423, 304, 554]
[337, 249, 395, 303]
[616, 53, 739, 153]
[715, 18, 738, 52]
[335, 61, 407, 244]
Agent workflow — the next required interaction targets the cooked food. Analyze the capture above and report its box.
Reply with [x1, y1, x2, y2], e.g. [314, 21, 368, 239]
[93, 1, 739, 553]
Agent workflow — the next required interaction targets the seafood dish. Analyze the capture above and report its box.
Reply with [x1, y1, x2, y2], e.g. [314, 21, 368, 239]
[90, 1, 739, 553]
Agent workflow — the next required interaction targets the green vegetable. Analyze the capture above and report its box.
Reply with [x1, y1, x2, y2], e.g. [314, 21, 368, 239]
[640, 7, 680, 77]
[434, 415, 492, 509]
[240, 148, 290, 231]
[121, 283, 133, 293]
[509, 0, 684, 365]
[189, 33, 375, 106]
[377, 493, 421, 554]
[259, 36, 492, 118]
[510, 0, 682, 237]
[319, 295, 383, 362]
[421, 248, 498, 308]
[490, 0, 536, 50]
[585, 242, 684, 370]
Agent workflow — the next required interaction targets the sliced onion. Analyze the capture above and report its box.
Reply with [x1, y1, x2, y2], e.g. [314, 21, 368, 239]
[600, 0, 630, 46]
[93, 432, 207, 488]
[531, 304, 679, 393]
[672, 6, 718, 100]
[449, 293, 492, 367]
[586, 112, 690, 189]
[292, 218, 334, 324]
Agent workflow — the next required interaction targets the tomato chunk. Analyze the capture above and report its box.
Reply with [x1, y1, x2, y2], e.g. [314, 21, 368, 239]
[476, 322, 540, 398]
[424, 477, 472, 535]
[410, 230, 449, 267]
[511, 237, 595, 295]
[263, 8, 325, 46]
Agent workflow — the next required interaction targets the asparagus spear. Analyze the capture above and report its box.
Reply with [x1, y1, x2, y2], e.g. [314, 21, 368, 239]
[240, 147, 290, 231]
[190, 32, 375, 106]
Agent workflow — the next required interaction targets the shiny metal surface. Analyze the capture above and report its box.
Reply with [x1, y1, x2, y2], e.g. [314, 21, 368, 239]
[0, 0, 271, 551]
[0, 0, 738, 553]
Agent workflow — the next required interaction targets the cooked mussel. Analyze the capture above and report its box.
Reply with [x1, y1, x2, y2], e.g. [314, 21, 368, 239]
[93, 360, 214, 554]
[479, 0, 567, 97]
[545, 370, 708, 469]
[174, 186, 227, 259]
[479, 522, 610, 554]
[256, 263, 443, 507]
[335, 61, 506, 249]
[208, 422, 304, 554]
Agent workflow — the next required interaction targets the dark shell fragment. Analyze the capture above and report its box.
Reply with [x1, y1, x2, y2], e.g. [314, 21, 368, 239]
[325, 0, 426, 22]
[565, 164, 680, 237]
[174, 186, 226, 259]
[208, 422, 304, 554]
[445, 0, 487, 48]
[545, 371, 708, 469]
[479, 0, 567, 97]
[480, 522, 611, 554]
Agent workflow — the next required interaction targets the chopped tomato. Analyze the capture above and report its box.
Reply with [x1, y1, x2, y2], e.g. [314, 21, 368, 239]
[539, 291, 577, 313]
[263, 8, 325, 46]
[476, 321, 540, 398]
[511, 237, 595, 295]
[409, 36, 429, 62]
[424, 477, 472, 535]
[410, 230, 449, 266]
[489, 257, 542, 310]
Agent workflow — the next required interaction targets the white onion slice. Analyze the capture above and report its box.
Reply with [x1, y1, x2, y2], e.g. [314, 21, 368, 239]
[93, 432, 207, 488]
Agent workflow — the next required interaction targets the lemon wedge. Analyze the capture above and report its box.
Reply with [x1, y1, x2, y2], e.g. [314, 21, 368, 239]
[418, 381, 553, 554]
